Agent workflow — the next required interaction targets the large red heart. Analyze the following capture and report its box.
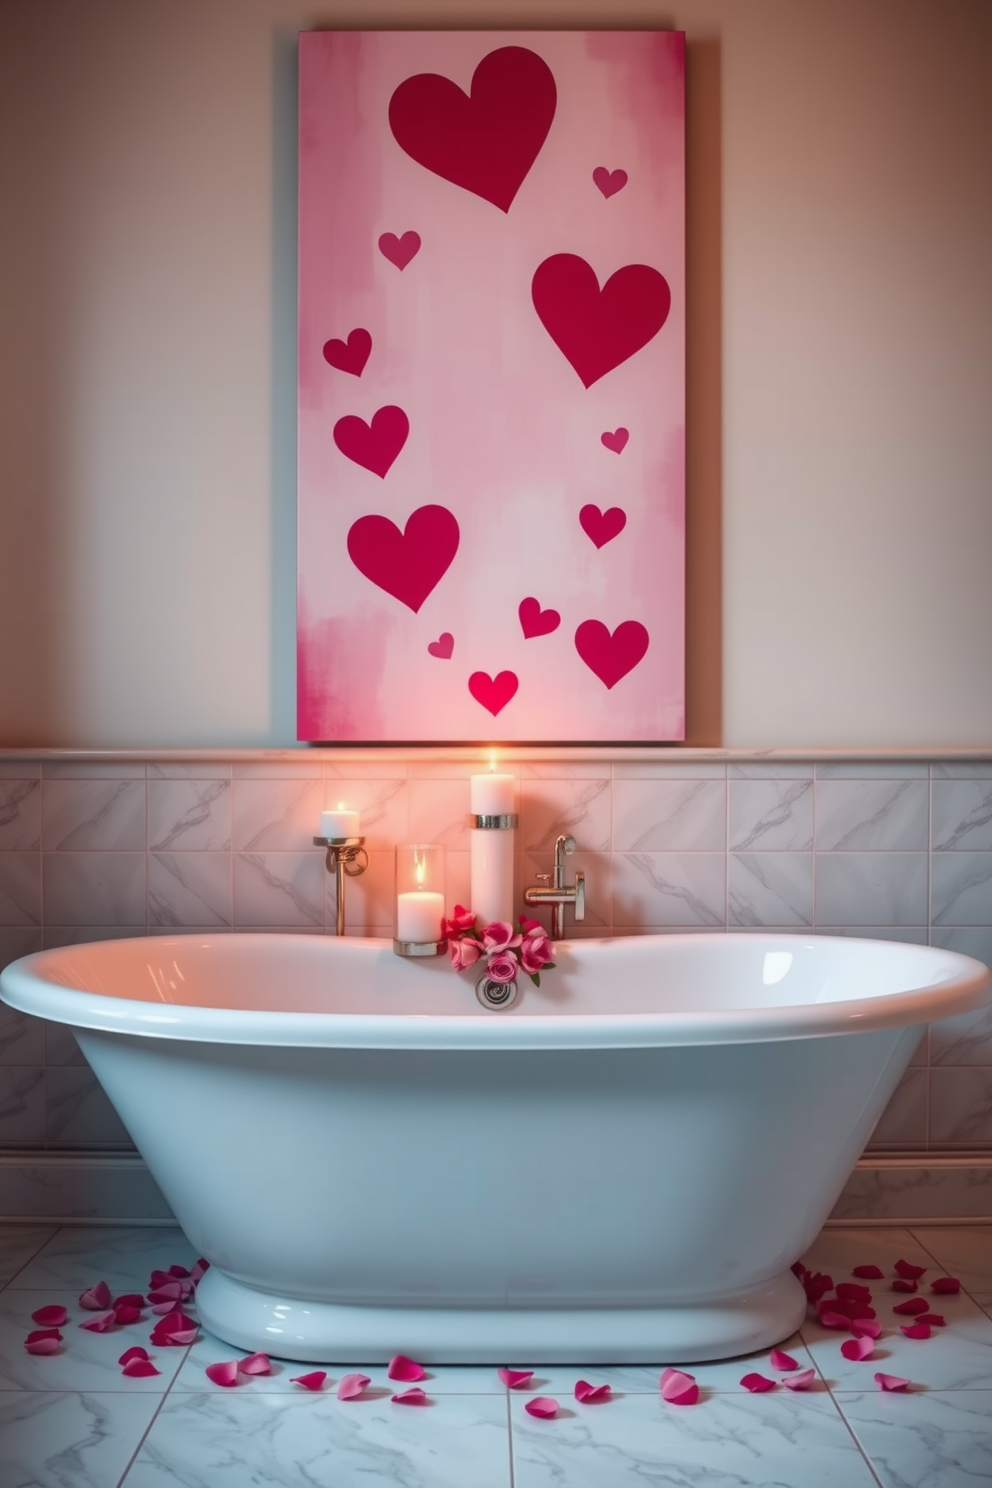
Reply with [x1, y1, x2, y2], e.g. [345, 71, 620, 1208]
[532, 254, 671, 388]
[347, 505, 459, 613]
[388, 46, 556, 213]
[322, 328, 372, 377]
[518, 596, 560, 639]
[468, 670, 519, 715]
[574, 619, 649, 689]
[579, 504, 627, 548]
[333, 405, 409, 478]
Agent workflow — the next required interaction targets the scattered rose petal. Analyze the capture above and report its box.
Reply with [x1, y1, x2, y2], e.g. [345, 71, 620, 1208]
[931, 1277, 961, 1295]
[119, 1346, 149, 1366]
[79, 1281, 113, 1311]
[112, 1304, 143, 1325]
[660, 1369, 699, 1405]
[782, 1369, 816, 1391]
[892, 1278, 918, 1293]
[150, 1311, 198, 1346]
[122, 1357, 161, 1377]
[852, 1264, 885, 1279]
[206, 1361, 240, 1387]
[79, 1311, 116, 1333]
[524, 1396, 559, 1418]
[917, 1313, 946, 1327]
[292, 1371, 328, 1391]
[900, 1323, 932, 1339]
[817, 1309, 854, 1331]
[337, 1373, 370, 1400]
[836, 1283, 873, 1301]
[30, 1305, 68, 1327]
[24, 1329, 62, 1355]
[168, 1264, 190, 1278]
[154, 1326, 198, 1346]
[850, 1318, 883, 1339]
[151, 1300, 183, 1316]
[391, 1387, 428, 1405]
[770, 1348, 799, 1371]
[875, 1371, 911, 1391]
[895, 1260, 926, 1281]
[387, 1354, 425, 1381]
[741, 1372, 776, 1392]
[574, 1379, 612, 1402]
[893, 1297, 930, 1315]
[239, 1352, 272, 1376]
[191, 1258, 209, 1283]
[147, 1283, 187, 1304]
[498, 1368, 534, 1389]
[841, 1336, 876, 1361]
[114, 1294, 145, 1311]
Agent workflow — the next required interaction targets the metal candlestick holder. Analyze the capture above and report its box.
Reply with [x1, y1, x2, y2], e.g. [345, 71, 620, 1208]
[313, 836, 368, 937]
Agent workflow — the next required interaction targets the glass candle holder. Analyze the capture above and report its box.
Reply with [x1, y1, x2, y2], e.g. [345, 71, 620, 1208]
[394, 844, 447, 957]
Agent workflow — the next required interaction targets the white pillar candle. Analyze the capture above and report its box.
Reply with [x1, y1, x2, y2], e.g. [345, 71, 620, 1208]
[321, 806, 360, 839]
[396, 891, 444, 944]
[470, 824, 515, 930]
[470, 772, 515, 817]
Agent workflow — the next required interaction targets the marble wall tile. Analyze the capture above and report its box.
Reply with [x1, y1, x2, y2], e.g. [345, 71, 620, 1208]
[446, 850, 471, 920]
[41, 761, 146, 778]
[932, 780, 992, 851]
[931, 853, 992, 925]
[149, 853, 232, 928]
[613, 852, 725, 928]
[865, 1066, 928, 1148]
[0, 854, 42, 926]
[728, 762, 813, 778]
[519, 777, 611, 853]
[0, 762, 41, 779]
[42, 927, 148, 949]
[815, 761, 929, 778]
[819, 925, 928, 945]
[148, 779, 231, 850]
[326, 758, 412, 779]
[0, 1067, 45, 1145]
[232, 759, 322, 778]
[930, 1067, 992, 1146]
[45, 1019, 87, 1067]
[42, 854, 146, 927]
[316, 778, 408, 851]
[930, 928, 992, 1065]
[233, 853, 323, 928]
[406, 779, 472, 849]
[0, 1004, 46, 1066]
[729, 853, 814, 927]
[933, 762, 992, 779]
[521, 760, 610, 780]
[406, 760, 478, 779]
[0, 927, 42, 971]
[148, 761, 232, 779]
[613, 760, 727, 778]
[42, 779, 146, 852]
[0, 780, 41, 850]
[46, 1067, 134, 1148]
[232, 778, 324, 851]
[814, 853, 928, 926]
[612, 779, 726, 851]
[815, 779, 928, 851]
[333, 850, 395, 934]
[729, 779, 813, 850]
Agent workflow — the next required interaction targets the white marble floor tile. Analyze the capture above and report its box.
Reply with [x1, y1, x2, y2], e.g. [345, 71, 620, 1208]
[910, 1224, 992, 1296]
[835, 1389, 992, 1488]
[800, 1225, 931, 1277]
[506, 1332, 815, 1397]
[801, 1295, 992, 1392]
[510, 1389, 879, 1488]
[0, 1289, 188, 1392]
[0, 1390, 163, 1488]
[120, 1390, 512, 1488]
[9, 1225, 197, 1293]
[0, 1224, 58, 1284]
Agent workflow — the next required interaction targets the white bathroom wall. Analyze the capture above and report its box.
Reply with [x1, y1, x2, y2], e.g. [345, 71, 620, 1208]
[1, 0, 991, 748]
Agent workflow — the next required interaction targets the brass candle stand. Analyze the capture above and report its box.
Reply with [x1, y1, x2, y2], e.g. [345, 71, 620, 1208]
[313, 836, 368, 937]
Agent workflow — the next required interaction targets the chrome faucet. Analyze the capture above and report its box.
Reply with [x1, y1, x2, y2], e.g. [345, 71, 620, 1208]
[524, 834, 585, 941]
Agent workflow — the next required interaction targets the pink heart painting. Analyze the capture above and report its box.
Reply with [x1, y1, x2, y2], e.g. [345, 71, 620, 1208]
[378, 231, 421, 270]
[601, 427, 629, 454]
[580, 504, 627, 549]
[468, 670, 519, 716]
[532, 253, 671, 388]
[575, 619, 649, 688]
[333, 405, 409, 478]
[389, 46, 557, 213]
[593, 166, 628, 198]
[518, 597, 561, 639]
[322, 328, 372, 377]
[347, 505, 460, 613]
[427, 632, 454, 659]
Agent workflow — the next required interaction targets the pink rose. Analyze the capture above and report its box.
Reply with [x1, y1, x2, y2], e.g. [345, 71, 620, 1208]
[519, 915, 543, 935]
[481, 922, 522, 954]
[449, 937, 483, 971]
[442, 905, 477, 937]
[485, 952, 518, 984]
[519, 933, 554, 975]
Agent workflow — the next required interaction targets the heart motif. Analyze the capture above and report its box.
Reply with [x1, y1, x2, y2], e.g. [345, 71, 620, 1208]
[532, 253, 671, 388]
[378, 231, 421, 270]
[388, 46, 557, 213]
[333, 405, 409, 478]
[580, 504, 627, 549]
[519, 596, 561, 639]
[593, 166, 628, 198]
[575, 619, 649, 689]
[428, 632, 454, 659]
[468, 670, 519, 716]
[600, 427, 629, 454]
[322, 328, 372, 377]
[347, 505, 459, 613]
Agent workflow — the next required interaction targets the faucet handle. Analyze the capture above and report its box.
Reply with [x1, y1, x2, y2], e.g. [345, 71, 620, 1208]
[574, 870, 586, 922]
[535, 872, 552, 886]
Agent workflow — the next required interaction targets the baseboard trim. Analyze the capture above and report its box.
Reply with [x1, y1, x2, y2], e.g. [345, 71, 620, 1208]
[2, 1152, 991, 1228]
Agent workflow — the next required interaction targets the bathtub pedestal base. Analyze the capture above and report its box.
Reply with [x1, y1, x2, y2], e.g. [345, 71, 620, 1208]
[196, 1268, 807, 1365]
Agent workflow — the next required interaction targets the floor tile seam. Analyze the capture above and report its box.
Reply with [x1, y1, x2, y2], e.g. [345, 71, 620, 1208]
[114, 1342, 196, 1488]
[0, 1225, 66, 1288]
[799, 1324, 887, 1488]
[505, 1388, 516, 1488]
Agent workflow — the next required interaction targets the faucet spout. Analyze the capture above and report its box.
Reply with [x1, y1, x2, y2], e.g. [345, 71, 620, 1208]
[523, 835, 586, 941]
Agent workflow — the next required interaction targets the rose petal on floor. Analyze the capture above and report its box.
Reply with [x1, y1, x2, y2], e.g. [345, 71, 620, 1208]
[817, 1309, 854, 1330]
[660, 1369, 699, 1404]
[895, 1260, 927, 1281]
[112, 1304, 143, 1325]
[118, 1347, 149, 1366]
[893, 1298, 930, 1315]
[30, 1304, 68, 1327]
[875, 1372, 912, 1391]
[741, 1372, 776, 1392]
[841, 1336, 876, 1361]
[930, 1276, 961, 1294]
[852, 1264, 885, 1279]
[239, 1352, 272, 1376]
[337, 1373, 370, 1400]
[850, 1318, 883, 1339]
[79, 1281, 113, 1310]
[836, 1283, 873, 1301]
[891, 1278, 919, 1293]
[293, 1371, 328, 1391]
[900, 1323, 932, 1339]
[391, 1387, 428, 1405]
[387, 1354, 425, 1381]
[114, 1294, 146, 1311]
[782, 1369, 816, 1390]
[206, 1361, 240, 1387]
[497, 1368, 534, 1389]
[917, 1313, 946, 1327]
[769, 1348, 798, 1371]
[574, 1379, 612, 1402]
[24, 1329, 62, 1355]
[191, 1259, 209, 1283]
[524, 1396, 559, 1418]
[79, 1312, 116, 1333]
[122, 1358, 160, 1377]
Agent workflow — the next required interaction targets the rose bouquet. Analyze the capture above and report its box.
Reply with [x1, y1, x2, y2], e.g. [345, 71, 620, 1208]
[443, 907, 555, 986]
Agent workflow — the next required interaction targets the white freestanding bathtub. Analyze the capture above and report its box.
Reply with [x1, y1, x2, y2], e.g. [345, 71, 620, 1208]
[2, 932, 988, 1363]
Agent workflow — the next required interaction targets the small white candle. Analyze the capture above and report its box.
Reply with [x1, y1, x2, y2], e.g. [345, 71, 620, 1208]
[396, 891, 444, 944]
[320, 804, 360, 839]
[470, 772, 515, 816]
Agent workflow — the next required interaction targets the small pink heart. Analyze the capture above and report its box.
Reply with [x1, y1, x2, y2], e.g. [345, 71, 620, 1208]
[593, 166, 628, 198]
[600, 427, 629, 454]
[428, 632, 454, 659]
[519, 597, 560, 639]
[378, 231, 421, 270]
[579, 504, 627, 548]
[468, 670, 518, 716]
[322, 328, 372, 377]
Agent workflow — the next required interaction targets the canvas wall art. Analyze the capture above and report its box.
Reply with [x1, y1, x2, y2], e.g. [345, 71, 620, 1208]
[297, 30, 685, 741]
